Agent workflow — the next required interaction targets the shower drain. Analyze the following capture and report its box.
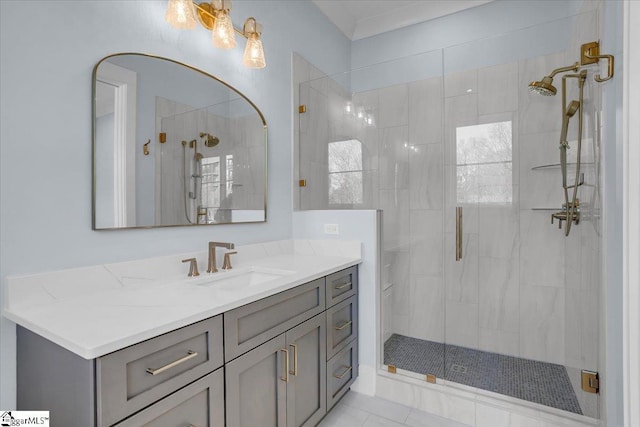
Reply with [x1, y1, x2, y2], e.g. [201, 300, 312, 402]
[450, 364, 468, 374]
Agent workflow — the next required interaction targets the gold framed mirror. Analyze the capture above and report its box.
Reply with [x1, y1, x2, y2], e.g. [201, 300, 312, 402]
[92, 53, 267, 229]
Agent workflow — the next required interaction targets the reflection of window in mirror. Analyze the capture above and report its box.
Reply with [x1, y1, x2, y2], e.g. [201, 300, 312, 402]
[225, 154, 234, 197]
[201, 156, 221, 210]
[456, 121, 513, 204]
[328, 139, 363, 205]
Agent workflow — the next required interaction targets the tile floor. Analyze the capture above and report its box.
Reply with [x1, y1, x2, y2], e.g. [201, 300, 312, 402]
[318, 391, 471, 427]
[384, 334, 582, 414]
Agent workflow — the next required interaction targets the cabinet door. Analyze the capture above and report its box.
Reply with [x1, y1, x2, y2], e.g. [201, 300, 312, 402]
[286, 313, 327, 427]
[226, 334, 288, 427]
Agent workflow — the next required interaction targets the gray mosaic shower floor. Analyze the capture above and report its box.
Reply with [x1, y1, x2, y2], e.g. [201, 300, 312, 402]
[384, 334, 582, 415]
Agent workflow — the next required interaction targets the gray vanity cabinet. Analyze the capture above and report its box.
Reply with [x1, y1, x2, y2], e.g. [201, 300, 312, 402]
[226, 313, 327, 427]
[16, 265, 359, 427]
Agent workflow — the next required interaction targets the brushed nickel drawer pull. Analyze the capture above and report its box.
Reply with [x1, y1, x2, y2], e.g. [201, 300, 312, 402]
[289, 344, 298, 376]
[334, 365, 352, 379]
[335, 281, 352, 290]
[335, 320, 353, 331]
[280, 348, 289, 382]
[146, 350, 198, 376]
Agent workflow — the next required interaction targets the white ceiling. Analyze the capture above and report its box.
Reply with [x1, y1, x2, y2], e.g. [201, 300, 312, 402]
[312, 0, 494, 40]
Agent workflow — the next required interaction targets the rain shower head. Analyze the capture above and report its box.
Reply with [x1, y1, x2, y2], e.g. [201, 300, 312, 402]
[528, 76, 557, 96]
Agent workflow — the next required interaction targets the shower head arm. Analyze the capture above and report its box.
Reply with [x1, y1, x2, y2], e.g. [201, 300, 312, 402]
[547, 62, 581, 79]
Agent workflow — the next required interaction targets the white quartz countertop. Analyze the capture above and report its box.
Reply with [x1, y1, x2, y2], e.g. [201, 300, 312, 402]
[4, 240, 361, 359]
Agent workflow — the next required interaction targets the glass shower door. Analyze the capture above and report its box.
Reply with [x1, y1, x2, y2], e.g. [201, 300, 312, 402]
[440, 11, 601, 416]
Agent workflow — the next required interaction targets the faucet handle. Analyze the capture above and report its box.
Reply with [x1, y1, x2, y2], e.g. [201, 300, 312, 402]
[182, 258, 200, 277]
[222, 251, 237, 270]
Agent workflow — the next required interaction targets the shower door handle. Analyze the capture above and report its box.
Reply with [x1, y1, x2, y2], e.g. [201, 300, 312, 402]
[455, 207, 463, 261]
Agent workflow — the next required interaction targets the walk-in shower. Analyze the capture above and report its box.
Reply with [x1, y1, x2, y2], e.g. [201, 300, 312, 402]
[296, 5, 610, 422]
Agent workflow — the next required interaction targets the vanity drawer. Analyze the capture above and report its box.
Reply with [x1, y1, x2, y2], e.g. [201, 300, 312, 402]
[326, 266, 358, 308]
[97, 315, 223, 427]
[327, 339, 358, 411]
[224, 278, 325, 361]
[326, 295, 358, 359]
[113, 367, 224, 427]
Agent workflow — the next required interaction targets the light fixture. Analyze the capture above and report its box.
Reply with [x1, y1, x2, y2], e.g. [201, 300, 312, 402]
[165, 0, 266, 68]
[165, 0, 197, 29]
[212, 8, 236, 49]
[242, 18, 266, 69]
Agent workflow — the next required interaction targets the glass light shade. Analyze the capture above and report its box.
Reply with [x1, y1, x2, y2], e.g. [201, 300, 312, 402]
[165, 0, 197, 29]
[212, 10, 236, 49]
[243, 33, 266, 69]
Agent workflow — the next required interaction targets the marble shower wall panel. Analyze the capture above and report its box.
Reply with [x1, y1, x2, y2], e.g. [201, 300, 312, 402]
[408, 77, 443, 145]
[379, 189, 410, 251]
[478, 206, 519, 259]
[386, 249, 410, 337]
[478, 62, 518, 115]
[378, 84, 409, 128]
[479, 257, 520, 334]
[379, 126, 409, 191]
[354, 89, 380, 209]
[409, 210, 443, 278]
[409, 275, 445, 342]
[519, 284, 566, 365]
[409, 143, 443, 210]
[445, 232, 479, 305]
[519, 210, 566, 288]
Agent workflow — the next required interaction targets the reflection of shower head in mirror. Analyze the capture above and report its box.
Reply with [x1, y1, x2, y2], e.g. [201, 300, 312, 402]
[200, 132, 220, 148]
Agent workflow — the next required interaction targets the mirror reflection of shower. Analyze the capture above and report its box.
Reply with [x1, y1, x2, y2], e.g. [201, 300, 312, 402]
[181, 132, 229, 224]
[181, 139, 199, 224]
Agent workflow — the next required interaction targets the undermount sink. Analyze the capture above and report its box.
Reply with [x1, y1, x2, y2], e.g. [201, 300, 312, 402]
[193, 267, 295, 290]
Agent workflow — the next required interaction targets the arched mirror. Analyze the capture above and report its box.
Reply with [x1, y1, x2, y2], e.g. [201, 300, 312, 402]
[92, 53, 267, 230]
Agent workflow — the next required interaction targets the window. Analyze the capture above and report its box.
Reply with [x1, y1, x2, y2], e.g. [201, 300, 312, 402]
[328, 139, 363, 205]
[456, 121, 513, 204]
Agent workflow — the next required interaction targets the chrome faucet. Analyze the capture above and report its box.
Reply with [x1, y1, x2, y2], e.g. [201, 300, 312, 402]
[207, 241, 235, 273]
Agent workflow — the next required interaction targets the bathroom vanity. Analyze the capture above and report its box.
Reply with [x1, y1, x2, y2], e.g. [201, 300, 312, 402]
[6, 240, 360, 427]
